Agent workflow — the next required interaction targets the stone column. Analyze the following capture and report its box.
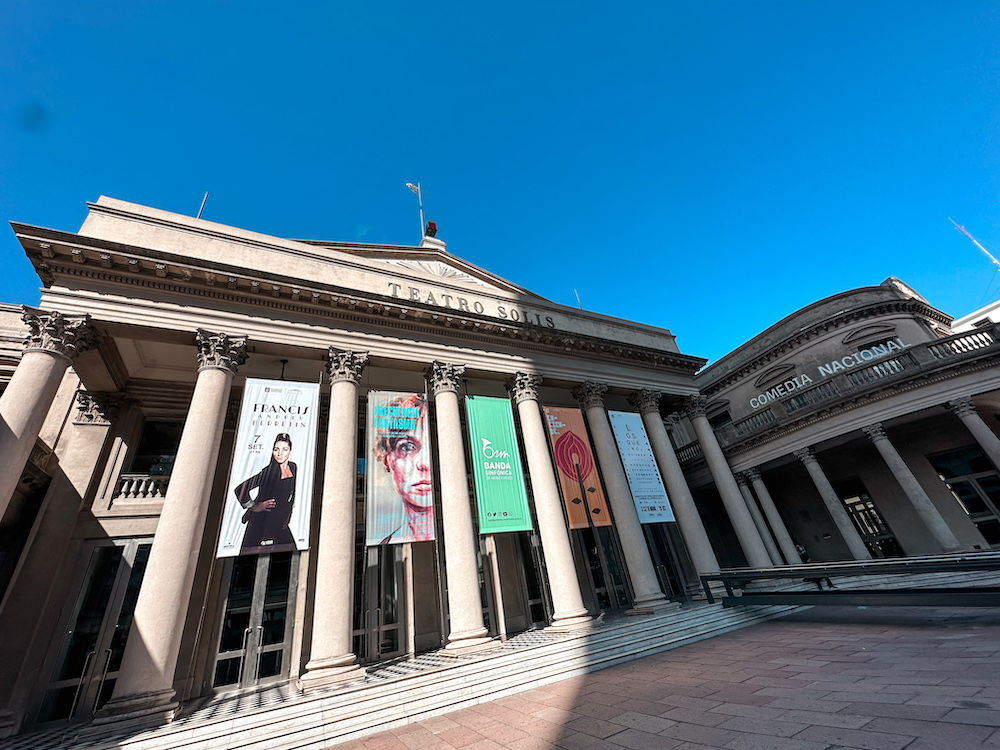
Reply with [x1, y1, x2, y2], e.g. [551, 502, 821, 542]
[948, 397, 1000, 472]
[427, 362, 491, 651]
[299, 350, 369, 691]
[746, 467, 799, 564]
[0, 308, 96, 521]
[96, 330, 247, 725]
[629, 390, 719, 576]
[862, 422, 964, 553]
[510, 373, 591, 630]
[794, 447, 872, 560]
[572, 382, 668, 609]
[735, 473, 784, 565]
[0, 391, 123, 737]
[685, 396, 773, 568]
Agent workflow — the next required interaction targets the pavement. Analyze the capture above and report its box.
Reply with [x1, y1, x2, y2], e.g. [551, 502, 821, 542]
[334, 606, 1000, 750]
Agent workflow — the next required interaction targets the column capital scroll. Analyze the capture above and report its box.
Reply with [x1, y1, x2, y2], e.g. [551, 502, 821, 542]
[509, 372, 542, 404]
[571, 381, 607, 409]
[427, 361, 465, 395]
[327, 349, 369, 384]
[793, 446, 816, 464]
[75, 391, 127, 425]
[196, 330, 248, 373]
[862, 422, 886, 442]
[628, 389, 662, 416]
[734, 472, 749, 487]
[947, 397, 976, 418]
[22, 307, 97, 360]
[745, 466, 762, 483]
[684, 395, 709, 420]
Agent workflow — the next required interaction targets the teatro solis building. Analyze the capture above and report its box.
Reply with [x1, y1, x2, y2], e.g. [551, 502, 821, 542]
[0, 198, 998, 739]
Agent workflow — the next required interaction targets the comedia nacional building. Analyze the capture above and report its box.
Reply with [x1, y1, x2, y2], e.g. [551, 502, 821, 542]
[0, 197, 998, 739]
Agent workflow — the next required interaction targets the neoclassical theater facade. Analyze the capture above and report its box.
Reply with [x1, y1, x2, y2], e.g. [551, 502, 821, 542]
[0, 197, 997, 737]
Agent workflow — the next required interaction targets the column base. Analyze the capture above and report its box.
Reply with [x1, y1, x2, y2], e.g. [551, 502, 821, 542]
[627, 593, 680, 615]
[0, 709, 16, 739]
[298, 654, 365, 692]
[544, 610, 594, 632]
[90, 688, 178, 729]
[440, 636, 496, 657]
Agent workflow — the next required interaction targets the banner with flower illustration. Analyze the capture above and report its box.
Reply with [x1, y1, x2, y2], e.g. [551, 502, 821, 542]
[542, 406, 612, 529]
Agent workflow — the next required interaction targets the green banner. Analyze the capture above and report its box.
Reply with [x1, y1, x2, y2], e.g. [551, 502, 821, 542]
[466, 396, 533, 534]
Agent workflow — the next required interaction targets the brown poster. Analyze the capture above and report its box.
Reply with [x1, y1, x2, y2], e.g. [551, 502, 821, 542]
[542, 406, 612, 529]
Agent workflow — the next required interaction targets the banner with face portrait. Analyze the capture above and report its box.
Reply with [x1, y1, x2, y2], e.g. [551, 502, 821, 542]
[217, 378, 320, 558]
[366, 391, 436, 546]
[608, 411, 675, 523]
[466, 396, 533, 534]
[542, 406, 612, 529]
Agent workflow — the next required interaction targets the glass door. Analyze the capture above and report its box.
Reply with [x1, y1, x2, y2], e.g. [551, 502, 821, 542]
[576, 527, 630, 611]
[34, 539, 151, 727]
[212, 551, 297, 691]
[353, 545, 406, 664]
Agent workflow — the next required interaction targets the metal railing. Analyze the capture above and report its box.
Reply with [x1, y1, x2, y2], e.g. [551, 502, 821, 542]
[700, 552, 1000, 607]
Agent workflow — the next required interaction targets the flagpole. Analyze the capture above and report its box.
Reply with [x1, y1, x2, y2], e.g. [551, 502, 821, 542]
[406, 182, 424, 239]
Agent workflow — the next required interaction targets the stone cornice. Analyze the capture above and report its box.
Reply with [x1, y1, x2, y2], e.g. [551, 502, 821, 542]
[18, 228, 705, 377]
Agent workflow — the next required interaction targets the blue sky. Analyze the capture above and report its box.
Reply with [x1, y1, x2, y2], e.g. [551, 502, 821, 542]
[2, 2, 999, 363]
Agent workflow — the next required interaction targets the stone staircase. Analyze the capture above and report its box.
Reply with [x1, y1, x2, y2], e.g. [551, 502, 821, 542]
[0, 601, 794, 750]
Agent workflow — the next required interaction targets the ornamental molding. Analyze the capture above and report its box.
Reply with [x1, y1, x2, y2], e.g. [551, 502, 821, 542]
[75, 391, 127, 425]
[628, 389, 662, 416]
[793, 447, 816, 463]
[20, 235, 704, 376]
[947, 397, 976, 418]
[196, 330, 249, 373]
[745, 467, 762, 483]
[387, 259, 492, 288]
[427, 361, 465, 395]
[328, 349, 369, 384]
[734, 472, 749, 487]
[510, 372, 542, 404]
[21, 307, 97, 360]
[684, 395, 709, 420]
[572, 381, 607, 410]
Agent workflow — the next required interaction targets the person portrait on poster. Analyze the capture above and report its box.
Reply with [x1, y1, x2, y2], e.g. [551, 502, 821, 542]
[369, 392, 435, 545]
[234, 432, 297, 554]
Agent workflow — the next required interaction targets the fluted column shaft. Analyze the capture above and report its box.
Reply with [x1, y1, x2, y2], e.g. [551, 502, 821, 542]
[795, 447, 872, 560]
[863, 423, 964, 553]
[0, 309, 95, 520]
[633, 392, 719, 575]
[300, 350, 369, 690]
[747, 468, 799, 564]
[574, 383, 666, 608]
[511, 373, 590, 630]
[686, 398, 772, 568]
[736, 474, 784, 565]
[949, 398, 1000, 475]
[98, 331, 247, 724]
[428, 362, 491, 650]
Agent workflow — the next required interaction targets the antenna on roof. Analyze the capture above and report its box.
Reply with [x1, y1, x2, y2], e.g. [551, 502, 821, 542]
[950, 217, 1000, 270]
[197, 191, 209, 219]
[574, 289, 583, 309]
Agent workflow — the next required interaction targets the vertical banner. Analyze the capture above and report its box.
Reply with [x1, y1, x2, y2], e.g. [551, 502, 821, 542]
[542, 406, 612, 529]
[366, 391, 436, 545]
[217, 378, 320, 557]
[466, 396, 533, 534]
[608, 411, 675, 523]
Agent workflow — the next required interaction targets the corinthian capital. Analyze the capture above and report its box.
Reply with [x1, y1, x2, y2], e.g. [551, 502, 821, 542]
[510, 372, 542, 404]
[75, 391, 127, 425]
[328, 349, 369, 384]
[427, 361, 465, 395]
[947, 397, 976, 419]
[22, 307, 97, 360]
[861, 423, 886, 442]
[571, 381, 607, 409]
[196, 330, 249, 373]
[683, 395, 709, 420]
[793, 447, 816, 464]
[628, 389, 662, 416]
[745, 467, 762, 483]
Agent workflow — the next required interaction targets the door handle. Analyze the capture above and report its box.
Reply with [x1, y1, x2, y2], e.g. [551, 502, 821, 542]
[236, 627, 252, 684]
[253, 626, 263, 683]
[67, 650, 96, 719]
[92, 648, 113, 712]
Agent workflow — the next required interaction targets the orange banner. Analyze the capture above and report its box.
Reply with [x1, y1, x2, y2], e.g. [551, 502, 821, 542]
[542, 406, 612, 529]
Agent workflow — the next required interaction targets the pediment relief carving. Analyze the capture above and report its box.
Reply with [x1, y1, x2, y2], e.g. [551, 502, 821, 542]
[842, 323, 896, 345]
[385, 259, 494, 289]
[754, 363, 797, 388]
